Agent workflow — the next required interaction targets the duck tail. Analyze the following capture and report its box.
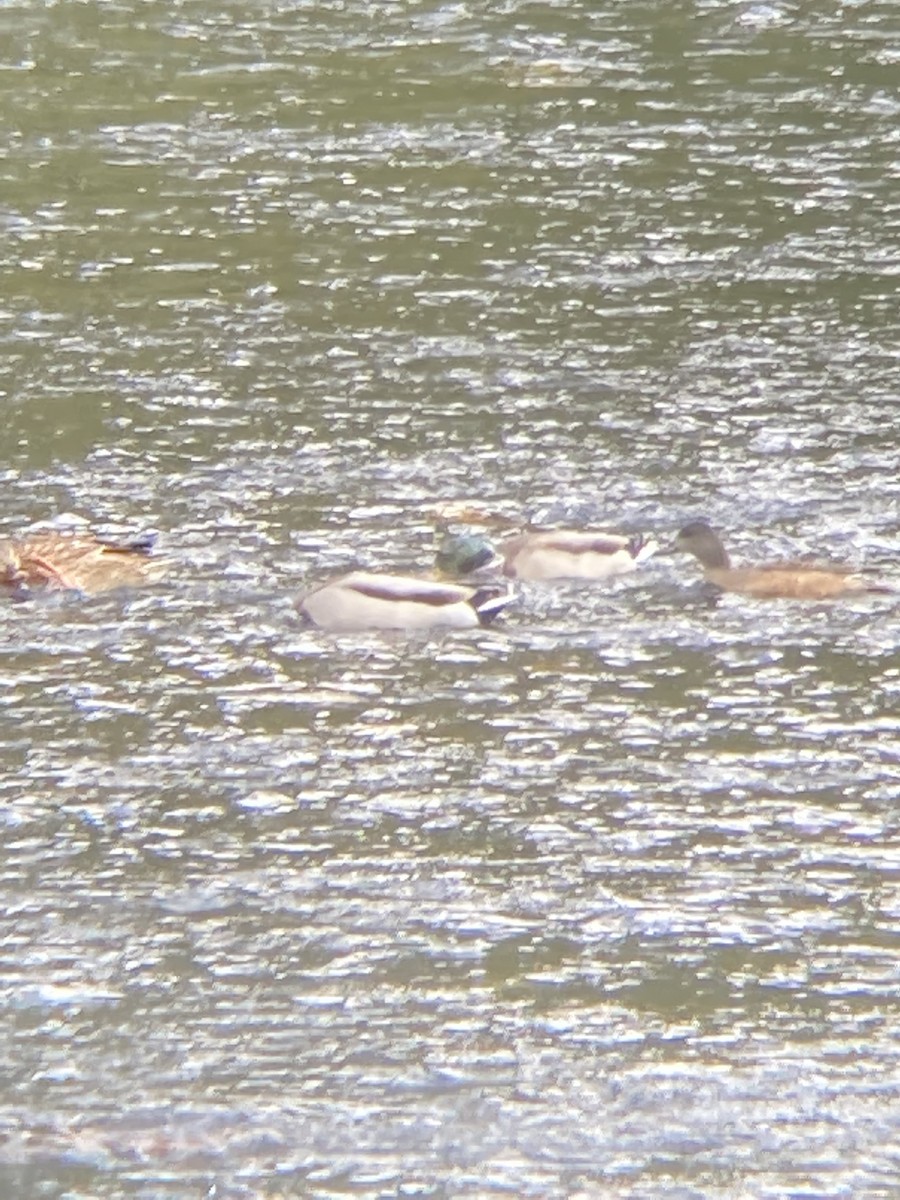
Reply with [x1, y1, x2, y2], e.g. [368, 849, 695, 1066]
[628, 533, 659, 564]
[470, 585, 514, 626]
[99, 532, 158, 556]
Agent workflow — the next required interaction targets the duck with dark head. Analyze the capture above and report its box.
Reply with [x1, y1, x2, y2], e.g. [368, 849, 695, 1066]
[432, 503, 658, 583]
[675, 521, 893, 600]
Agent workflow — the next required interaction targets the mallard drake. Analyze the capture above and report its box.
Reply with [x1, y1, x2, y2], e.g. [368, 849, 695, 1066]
[435, 529, 658, 582]
[0, 529, 166, 597]
[297, 571, 513, 631]
[675, 521, 893, 600]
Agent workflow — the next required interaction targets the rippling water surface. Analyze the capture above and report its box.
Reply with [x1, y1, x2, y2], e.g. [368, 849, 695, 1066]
[2, 1, 900, 1196]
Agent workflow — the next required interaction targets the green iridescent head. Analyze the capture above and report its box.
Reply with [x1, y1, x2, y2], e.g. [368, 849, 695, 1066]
[435, 532, 496, 577]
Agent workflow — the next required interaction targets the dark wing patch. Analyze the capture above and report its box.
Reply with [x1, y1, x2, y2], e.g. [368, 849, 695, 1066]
[470, 586, 513, 625]
[529, 532, 627, 555]
[347, 576, 468, 607]
[97, 533, 158, 557]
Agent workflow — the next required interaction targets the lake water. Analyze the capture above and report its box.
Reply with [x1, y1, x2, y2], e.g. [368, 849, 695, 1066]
[1, 1, 899, 1196]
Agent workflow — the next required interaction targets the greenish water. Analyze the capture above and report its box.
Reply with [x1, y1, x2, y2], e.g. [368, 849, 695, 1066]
[1, 1, 899, 1196]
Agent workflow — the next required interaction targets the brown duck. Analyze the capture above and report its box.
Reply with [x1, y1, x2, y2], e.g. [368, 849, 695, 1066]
[675, 521, 893, 600]
[0, 528, 166, 597]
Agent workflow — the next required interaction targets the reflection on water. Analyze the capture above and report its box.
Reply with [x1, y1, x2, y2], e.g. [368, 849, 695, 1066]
[2, 0, 900, 1195]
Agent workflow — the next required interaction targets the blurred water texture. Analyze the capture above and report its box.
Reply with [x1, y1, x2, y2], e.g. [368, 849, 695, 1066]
[1, 0, 899, 1196]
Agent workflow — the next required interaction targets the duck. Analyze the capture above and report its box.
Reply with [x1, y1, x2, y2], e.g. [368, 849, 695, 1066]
[674, 520, 893, 600]
[434, 528, 658, 583]
[0, 528, 166, 597]
[297, 556, 513, 631]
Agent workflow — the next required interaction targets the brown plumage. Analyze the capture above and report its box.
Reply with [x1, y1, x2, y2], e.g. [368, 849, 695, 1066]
[675, 521, 893, 600]
[0, 530, 166, 597]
